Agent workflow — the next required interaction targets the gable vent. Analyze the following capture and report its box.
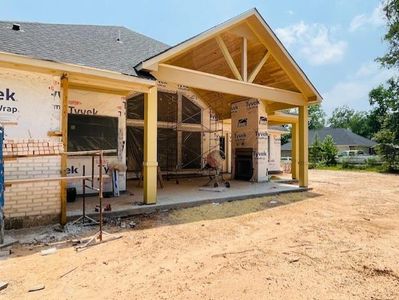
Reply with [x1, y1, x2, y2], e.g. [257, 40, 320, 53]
[12, 23, 21, 31]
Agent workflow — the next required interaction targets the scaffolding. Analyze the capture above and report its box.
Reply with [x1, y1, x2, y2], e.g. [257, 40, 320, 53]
[126, 91, 228, 183]
[3, 149, 118, 249]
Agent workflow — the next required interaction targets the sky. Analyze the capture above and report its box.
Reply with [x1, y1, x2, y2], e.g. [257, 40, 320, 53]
[0, 0, 394, 117]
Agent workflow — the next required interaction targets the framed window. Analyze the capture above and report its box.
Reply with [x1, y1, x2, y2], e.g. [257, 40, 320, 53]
[127, 94, 144, 120]
[68, 114, 118, 153]
[158, 128, 177, 171]
[126, 126, 144, 172]
[182, 131, 202, 169]
[158, 92, 178, 122]
[182, 96, 201, 124]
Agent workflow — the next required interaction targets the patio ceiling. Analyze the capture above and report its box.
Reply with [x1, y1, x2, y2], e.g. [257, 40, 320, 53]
[138, 9, 322, 120]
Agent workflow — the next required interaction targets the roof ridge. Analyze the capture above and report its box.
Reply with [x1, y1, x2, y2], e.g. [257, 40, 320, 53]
[0, 20, 126, 28]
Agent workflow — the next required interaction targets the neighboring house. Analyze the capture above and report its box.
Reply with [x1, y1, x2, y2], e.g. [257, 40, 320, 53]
[0, 8, 321, 228]
[281, 127, 377, 157]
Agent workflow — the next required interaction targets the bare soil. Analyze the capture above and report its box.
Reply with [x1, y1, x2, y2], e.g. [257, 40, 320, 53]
[1, 169, 399, 299]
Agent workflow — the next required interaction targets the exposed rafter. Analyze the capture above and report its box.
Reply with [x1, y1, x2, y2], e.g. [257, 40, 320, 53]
[215, 36, 243, 81]
[248, 51, 270, 83]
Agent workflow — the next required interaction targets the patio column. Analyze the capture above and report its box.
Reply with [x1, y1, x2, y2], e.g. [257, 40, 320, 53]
[298, 105, 308, 187]
[291, 122, 299, 180]
[143, 86, 158, 204]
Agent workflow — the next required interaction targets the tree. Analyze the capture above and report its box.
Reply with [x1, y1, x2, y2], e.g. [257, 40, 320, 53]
[309, 134, 338, 167]
[321, 135, 338, 166]
[309, 134, 323, 166]
[280, 125, 291, 145]
[370, 0, 399, 172]
[328, 106, 355, 129]
[369, 78, 399, 171]
[328, 106, 375, 139]
[377, 0, 399, 68]
[308, 105, 326, 130]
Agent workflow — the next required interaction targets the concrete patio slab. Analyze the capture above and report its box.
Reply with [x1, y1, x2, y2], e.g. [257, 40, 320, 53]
[67, 177, 307, 220]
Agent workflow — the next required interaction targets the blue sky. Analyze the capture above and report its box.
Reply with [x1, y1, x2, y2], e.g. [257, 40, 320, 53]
[0, 0, 393, 116]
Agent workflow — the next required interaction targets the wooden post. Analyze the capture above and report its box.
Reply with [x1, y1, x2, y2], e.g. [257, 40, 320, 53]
[60, 74, 69, 225]
[298, 106, 308, 187]
[241, 37, 248, 82]
[143, 86, 158, 204]
[291, 122, 299, 180]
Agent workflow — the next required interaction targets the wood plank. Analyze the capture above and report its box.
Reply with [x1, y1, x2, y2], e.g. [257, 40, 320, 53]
[215, 36, 243, 81]
[248, 51, 270, 83]
[241, 37, 248, 81]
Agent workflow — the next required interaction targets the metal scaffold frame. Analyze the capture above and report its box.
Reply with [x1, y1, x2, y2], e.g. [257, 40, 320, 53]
[3, 149, 119, 248]
[126, 90, 229, 183]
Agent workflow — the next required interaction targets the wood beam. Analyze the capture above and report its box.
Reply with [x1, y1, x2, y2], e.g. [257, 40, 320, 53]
[143, 86, 158, 204]
[154, 64, 306, 106]
[68, 75, 150, 94]
[0, 51, 155, 88]
[291, 123, 299, 180]
[268, 111, 298, 124]
[215, 36, 243, 81]
[298, 105, 308, 187]
[60, 74, 68, 225]
[248, 51, 270, 83]
[241, 37, 248, 81]
[267, 102, 296, 113]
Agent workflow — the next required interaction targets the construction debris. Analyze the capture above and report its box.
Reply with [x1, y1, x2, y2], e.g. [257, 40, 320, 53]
[28, 284, 45, 292]
[0, 249, 10, 257]
[40, 247, 57, 256]
[0, 281, 8, 291]
[59, 266, 78, 279]
[0, 237, 18, 249]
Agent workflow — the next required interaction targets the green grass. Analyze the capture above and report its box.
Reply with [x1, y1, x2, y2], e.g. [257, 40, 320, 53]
[313, 164, 384, 173]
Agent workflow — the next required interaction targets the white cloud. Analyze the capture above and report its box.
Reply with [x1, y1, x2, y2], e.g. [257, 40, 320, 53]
[349, 3, 385, 32]
[287, 10, 294, 16]
[322, 61, 394, 116]
[276, 22, 347, 66]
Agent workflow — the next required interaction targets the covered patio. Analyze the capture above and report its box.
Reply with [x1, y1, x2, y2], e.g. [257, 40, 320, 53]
[135, 9, 321, 205]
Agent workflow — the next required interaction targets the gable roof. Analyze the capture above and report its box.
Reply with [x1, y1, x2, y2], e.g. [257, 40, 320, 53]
[281, 127, 377, 151]
[137, 8, 322, 103]
[0, 21, 169, 77]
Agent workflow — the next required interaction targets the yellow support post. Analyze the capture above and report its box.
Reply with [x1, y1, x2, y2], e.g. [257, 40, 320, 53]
[60, 74, 68, 225]
[143, 86, 158, 204]
[291, 122, 299, 180]
[298, 105, 308, 187]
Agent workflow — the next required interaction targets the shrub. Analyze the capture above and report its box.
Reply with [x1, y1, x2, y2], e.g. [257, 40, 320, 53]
[322, 135, 338, 166]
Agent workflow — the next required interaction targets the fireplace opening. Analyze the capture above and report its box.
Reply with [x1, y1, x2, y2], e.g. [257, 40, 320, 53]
[235, 148, 253, 181]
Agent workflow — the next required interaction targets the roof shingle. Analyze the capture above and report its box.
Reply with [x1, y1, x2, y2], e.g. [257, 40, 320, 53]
[0, 21, 170, 77]
[281, 127, 377, 151]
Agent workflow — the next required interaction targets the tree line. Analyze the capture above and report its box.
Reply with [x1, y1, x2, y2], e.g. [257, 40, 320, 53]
[285, 1, 399, 172]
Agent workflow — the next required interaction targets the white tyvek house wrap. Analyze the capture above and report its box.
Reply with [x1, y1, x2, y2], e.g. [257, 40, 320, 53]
[231, 99, 269, 182]
[0, 67, 60, 139]
[268, 131, 282, 172]
[67, 89, 127, 193]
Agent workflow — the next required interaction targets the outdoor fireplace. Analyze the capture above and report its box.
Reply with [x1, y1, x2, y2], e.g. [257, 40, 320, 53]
[234, 148, 253, 181]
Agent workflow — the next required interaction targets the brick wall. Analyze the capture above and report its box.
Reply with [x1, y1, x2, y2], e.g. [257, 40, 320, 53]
[3, 140, 62, 228]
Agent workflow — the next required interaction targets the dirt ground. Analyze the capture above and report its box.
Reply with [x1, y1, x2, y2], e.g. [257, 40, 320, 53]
[1, 169, 399, 299]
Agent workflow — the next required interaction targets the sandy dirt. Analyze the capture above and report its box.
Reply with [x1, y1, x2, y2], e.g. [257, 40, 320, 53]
[1, 169, 399, 299]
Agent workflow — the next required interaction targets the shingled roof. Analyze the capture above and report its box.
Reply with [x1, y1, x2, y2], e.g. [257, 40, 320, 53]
[0, 21, 170, 77]
[281, 127, 377, 151]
